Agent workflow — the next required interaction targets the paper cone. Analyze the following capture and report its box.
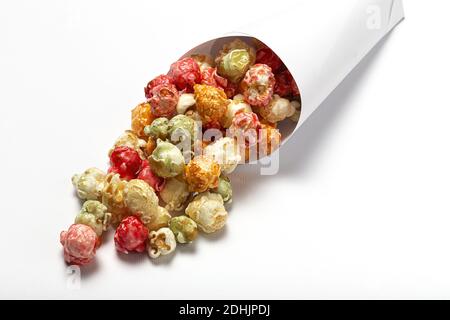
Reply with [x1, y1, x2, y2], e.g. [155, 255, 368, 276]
[181, 0, 404, 145]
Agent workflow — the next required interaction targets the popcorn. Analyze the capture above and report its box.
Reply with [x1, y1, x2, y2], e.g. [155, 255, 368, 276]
[221, 98, 252, 128]
[60, 224, 99, 265]
[201, 67, 228, 89]
[144, 137, 157, 157]
[72, 167, 106, 201]
[148, 84, 179, 118]
[203, 137, 241, 174]
[137, 160, 165, 192]
[259, 94, 296, 123]
[110, 130, 146, 159]
[256, 47, 284, 73]
[167, 114, 196, 144]
[194, 84, 228, 127]
[168, 57, 202, 92]
[131, 102, 154, 138]
[144, 117, 169, 140]
[176, 93, 196, 115]
[114, 216, 149, 254]
[169, 216, 198, 244]
[102, 173, 129, 226]
[229, 111, 261, 147]
[289, 100, 301, 122]
[215, 39, 256, 83]
[124, 179, 159, 224]
[191, 54, 214, 72]
[75, 200, 111, 237]
[184, 155, 221, 193]
[145, 206, 172, 232]
[185, 192, 227, 233]
[108, 146, 143, 181]
[64, 38, 303, 266]
[145, 74, 174, 100]
[148, 227, 177, 259]
[159, 176, 190, 211]
[259, 123, 281, 155]
[149, 139, 186, 178]
[213, 176, 232, 204]
[241, 64, 275, 108]
[274, 70, 300, 97]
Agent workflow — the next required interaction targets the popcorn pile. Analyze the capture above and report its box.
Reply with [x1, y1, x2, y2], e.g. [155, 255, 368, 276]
[61, 39, 301, 265]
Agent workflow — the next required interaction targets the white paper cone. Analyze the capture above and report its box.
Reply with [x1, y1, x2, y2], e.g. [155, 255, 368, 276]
[181, 0, 404, 144]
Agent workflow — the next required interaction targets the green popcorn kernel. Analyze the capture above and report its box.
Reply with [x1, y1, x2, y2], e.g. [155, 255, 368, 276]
[75, 200, 111, 236]
[144, 117, 169, 140]
[169, 216, 198, 244]
[149, 139, 186, 178]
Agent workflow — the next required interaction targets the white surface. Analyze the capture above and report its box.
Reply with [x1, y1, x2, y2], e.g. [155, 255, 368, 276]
[1, 0, 450, 299]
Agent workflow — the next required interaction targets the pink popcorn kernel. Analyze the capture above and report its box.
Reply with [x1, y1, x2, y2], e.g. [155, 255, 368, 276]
[114, 216, 149, 254]
[168, 57, 202, 92]
[60, 224, 99, 266]
[145, 74, 174, 100]
[137, 160, 165, 192]
[241, 64, 275, 108]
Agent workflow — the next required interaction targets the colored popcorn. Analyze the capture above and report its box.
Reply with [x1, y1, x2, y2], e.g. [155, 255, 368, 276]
[167, 114, 197, 143]
[144, 117, 169, 140]
[148, 84, 179, 118]
[274, 70, 300, 97]
[110, 130, 146, 159]
[215, 39, 256, 83]
[255, 47, 284, 73]
[167, 57, 202, 92]
[136, 160, 165, 192]
[213, 175, 233, 204]
[64, 38, 302, 266]
[194, 84, 229, 127]
[185, 192, 228, 234]
[144, 74, 174, 100]
[169, 216, 198, 244]
[75, 200, 111, 237]
[131, 102, 154, 138]
[221, 96, 252, 128]
[241, 64, 276, 108]
[184, 155, 221, 193]
[114, 216, 149, 254]
[60, 224, 99, 266]
[149, 139, 186, 178]
[229, 111, 261, 147]
[108, 146, 143, 181]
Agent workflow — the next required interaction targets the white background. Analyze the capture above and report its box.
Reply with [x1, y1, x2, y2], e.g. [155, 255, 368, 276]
[1, 0, 450, 299]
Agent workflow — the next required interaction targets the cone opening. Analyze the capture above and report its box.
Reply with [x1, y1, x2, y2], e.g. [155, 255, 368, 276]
[180, 35, 302, 148]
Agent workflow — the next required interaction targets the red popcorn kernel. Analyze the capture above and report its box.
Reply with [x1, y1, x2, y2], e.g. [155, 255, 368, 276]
[148, 83, 179, 118]
[256, 47, 284, 73]
[137, 160, 165, 192]
[60, 224, 99, 266]
[168, 57, 202, 92]
[274, 70, 300, 97]
[114, 216, 149, 254]
[145, 74, 174, 100]
[241, 64, 276, 108]
[108, 146, 143, 181]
